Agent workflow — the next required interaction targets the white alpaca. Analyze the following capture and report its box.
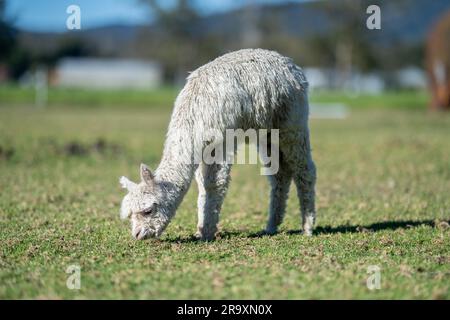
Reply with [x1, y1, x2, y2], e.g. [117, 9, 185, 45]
[119, 48, 316, 240]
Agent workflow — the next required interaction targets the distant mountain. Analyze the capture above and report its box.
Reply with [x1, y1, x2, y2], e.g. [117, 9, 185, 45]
[17, 24, 145, 57]
[17, 0, 450, 57]
[373, 0, 450, 44]
[195, 0, 450, 45]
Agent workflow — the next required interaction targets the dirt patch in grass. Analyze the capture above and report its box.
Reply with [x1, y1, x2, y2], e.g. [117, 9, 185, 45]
[0, 145, 14, 160]
[63, 138, 121, 157]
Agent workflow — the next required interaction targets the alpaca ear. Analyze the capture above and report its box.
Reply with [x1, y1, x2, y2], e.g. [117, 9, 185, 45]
[120, 194, 132, 219]
[140, 163, 154, 186]
[120, 176, 137, 191]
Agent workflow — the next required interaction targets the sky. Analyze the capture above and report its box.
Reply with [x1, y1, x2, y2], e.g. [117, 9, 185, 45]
[5, 0, 307, 33]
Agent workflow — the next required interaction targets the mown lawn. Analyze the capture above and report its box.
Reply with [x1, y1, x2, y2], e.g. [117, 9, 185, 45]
[0, 90, 449, 299]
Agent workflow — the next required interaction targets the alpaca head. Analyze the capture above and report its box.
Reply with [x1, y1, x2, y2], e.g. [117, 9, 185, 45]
[119, 163, 171, 240]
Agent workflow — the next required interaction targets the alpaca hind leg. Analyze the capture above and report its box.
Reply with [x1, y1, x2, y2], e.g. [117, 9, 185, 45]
[279, 103, 316, 235]
[265, 154, 292, 234]
[285, 129, 316, 236]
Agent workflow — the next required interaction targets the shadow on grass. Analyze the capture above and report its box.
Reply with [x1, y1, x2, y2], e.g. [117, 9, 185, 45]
[164, 219, 443, 243]
[291, 219, 438, 235]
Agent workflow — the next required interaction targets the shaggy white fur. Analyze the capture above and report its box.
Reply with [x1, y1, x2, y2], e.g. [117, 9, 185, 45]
[120, 48, 316, 240]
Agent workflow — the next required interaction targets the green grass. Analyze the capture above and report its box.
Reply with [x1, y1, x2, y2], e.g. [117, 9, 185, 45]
[310, 90, 429, 109]
[0, 84, 429, 109]
[0, 94, 449, 299]
[0, 85, 178, 109]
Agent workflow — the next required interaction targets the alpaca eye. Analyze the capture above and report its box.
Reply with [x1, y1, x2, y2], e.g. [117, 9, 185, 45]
[143, 207, 153, 215]
[143, 203, 157, 215]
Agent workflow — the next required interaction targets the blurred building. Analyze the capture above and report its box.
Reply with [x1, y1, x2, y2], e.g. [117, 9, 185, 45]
[304, 67, 426, 93]
[394, 67, 427, 90]
[304, 68, 385, 93]
[53, 58, 162, 89]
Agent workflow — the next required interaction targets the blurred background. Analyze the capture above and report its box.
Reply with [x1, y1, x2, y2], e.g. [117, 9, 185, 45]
[1, 0, 450, 110]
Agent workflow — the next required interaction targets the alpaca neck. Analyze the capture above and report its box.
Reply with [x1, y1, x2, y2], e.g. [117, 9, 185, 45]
[155, 126, 197, 212]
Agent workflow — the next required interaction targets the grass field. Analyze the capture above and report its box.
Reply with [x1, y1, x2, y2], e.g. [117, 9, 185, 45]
[0, 85, 429, 109]
[0, 88, 449, 299]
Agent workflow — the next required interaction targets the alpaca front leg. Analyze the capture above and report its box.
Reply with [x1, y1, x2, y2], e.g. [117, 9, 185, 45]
[195, 163, 231, 241]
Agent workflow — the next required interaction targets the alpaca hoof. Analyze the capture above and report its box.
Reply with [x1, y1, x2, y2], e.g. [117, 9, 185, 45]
[264, 228, 278, 236]
[265, 222, 279, 235]
[195, 229, 216, 241]
[198, 235, 216, 241]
